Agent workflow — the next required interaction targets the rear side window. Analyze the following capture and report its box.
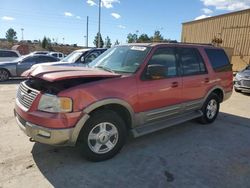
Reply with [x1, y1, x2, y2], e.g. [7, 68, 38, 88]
[179, 48, 207, 76]
[205, 49, 231, 72]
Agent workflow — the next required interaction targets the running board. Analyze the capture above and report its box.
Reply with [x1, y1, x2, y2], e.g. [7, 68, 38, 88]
[131, 110, 203, 138]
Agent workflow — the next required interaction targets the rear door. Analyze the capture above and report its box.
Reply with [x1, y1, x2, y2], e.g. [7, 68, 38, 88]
[177, 47, 211, 111]
[137, 47, 183, 121]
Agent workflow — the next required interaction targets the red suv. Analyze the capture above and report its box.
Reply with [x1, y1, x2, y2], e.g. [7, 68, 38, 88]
[14, 43, 233, 161]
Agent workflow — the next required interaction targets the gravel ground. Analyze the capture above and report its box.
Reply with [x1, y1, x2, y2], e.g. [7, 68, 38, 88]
[0, 79, 250, 188]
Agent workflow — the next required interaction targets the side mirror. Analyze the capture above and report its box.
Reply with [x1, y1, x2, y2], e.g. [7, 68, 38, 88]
[80, 56, 85, 63]
[146, 64, 167, 79]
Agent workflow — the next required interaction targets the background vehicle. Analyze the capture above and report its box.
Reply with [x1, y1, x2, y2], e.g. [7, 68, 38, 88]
[0, 54, 59, 81]
[49, 52, 65, 60]
[14, 43, 233, 161]
[0, 49, 21, 62]
[234, 65, 250, 93]
[31, 48, 107, 68]
[30, 51, 51, 55]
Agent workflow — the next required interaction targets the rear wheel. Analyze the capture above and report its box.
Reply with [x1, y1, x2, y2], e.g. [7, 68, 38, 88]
[0, 69, 9, 81]
[199, 93, 220, 124]
[78, 110, 127, 161]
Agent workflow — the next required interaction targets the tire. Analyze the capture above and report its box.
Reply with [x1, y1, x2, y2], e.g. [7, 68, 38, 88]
[0, 69, 9, 82]
[78, 110, 127, 162]
[198, 93, 220, 124]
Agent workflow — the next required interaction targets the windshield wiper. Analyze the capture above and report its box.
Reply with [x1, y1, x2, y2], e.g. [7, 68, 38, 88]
[95, 66, 115, 73]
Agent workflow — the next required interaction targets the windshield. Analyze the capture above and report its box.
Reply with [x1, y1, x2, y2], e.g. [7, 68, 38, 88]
[89, 46, 151, 73]
[61, 51, 87, 63]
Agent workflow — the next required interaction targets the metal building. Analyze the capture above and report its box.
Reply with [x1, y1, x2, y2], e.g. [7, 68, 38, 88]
[181, 9, 250, 71]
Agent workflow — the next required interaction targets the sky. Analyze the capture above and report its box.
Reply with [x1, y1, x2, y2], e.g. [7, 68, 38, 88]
[1, 0, 250, 47]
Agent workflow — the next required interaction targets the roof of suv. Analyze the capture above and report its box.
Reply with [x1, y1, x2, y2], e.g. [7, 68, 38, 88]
[74, 48, 107, 53]
[124, 42, 215, 48]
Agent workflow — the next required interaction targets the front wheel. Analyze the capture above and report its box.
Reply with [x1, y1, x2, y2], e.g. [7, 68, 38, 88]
[199, 93, 220, 124]
[0, 69, 9, 82]
[78, 110, 127, 161]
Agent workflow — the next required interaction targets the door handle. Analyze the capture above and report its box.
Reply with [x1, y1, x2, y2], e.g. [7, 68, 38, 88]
[204, 78, 210, 83]
[171, 82, 179, 88]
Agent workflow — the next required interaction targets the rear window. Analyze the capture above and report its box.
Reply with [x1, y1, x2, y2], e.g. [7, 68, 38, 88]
[205, 49, 232, 72]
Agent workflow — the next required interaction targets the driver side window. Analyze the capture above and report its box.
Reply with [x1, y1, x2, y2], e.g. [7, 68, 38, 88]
[22, 57, 37, 63]
[85, 52, 99, 63]
[148, 47, 177, 78]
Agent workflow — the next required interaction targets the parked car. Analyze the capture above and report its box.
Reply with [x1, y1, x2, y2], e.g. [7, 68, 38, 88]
[234, 65, 250, 93]
[0, 54, 59, 81]
[49, 52, 65, 60]
[30, 51, 51, 55]
[0, 49, 21, 62]
[31, 48, 107, 68]
[14, 43, 233, 161]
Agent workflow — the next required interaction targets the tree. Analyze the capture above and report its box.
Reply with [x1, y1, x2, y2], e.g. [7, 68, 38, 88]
[104, 36, 112, 48]
[152, 30, 164, 42]
[6, 28, 17, 43]
[114, 40, 120, 45]
[127, 33, 138, 43]
[93, 33, 104, 48]
[41, 36, 52, 50]
[137, 34, 150, 43]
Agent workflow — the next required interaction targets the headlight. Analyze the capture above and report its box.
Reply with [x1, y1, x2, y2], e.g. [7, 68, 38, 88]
[235, 74, 243, 80]
[38, 94, 73, 113]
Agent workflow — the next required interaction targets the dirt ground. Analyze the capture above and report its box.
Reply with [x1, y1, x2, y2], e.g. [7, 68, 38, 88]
[0, 79, 250, 188]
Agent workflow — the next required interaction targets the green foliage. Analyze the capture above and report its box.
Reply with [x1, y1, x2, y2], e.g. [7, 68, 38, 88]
[41, 36, 52, 50]
[127, 30, 166, 43]
[152, 30, 164, 42]
[127, 33, 138, 43]
[93, 33, 104, 48]
[6, 28, 17, 43]
[137, 34, 150, 43]
[104, 36, 112, 48]
[114, 40, 120, 45]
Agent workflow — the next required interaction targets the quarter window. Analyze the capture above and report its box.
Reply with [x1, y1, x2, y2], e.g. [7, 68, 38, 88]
[179, 48, 206, 76]
[205, 49, 231, 72]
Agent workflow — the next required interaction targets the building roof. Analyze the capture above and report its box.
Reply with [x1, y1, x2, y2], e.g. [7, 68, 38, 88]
[183, 8, 250, 25]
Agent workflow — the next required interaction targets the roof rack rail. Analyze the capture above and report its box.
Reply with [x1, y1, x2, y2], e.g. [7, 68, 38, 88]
[180, 42, 214, 46]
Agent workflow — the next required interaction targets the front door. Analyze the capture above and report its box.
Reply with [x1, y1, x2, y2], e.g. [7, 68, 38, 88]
[137, 47, 183, 122]
[16, 57, 37, 76]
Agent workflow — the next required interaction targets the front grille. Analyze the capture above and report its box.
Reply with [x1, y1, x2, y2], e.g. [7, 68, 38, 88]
[17, 82, 39, 110]
[241, 80, 250, 87]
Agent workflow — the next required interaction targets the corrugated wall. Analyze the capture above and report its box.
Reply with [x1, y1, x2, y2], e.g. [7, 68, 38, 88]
[181, 9, 250, 71]
[182, 9, 250, 56]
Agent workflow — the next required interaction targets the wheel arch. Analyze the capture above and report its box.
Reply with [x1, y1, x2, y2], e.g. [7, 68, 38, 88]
[205, 86, 225, 103]
[0, 68, 11, 77]
[70, 99, 135, 145]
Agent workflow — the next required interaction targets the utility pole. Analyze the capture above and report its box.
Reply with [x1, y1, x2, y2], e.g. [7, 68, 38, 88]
[21, 28, 24, 40]
[98, 0, 101, 48]
[86, 16, 89, 48]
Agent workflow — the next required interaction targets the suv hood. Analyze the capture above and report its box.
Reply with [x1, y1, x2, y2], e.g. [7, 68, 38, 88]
[239, 69, 250, 77]
[27, 65, 121, 82]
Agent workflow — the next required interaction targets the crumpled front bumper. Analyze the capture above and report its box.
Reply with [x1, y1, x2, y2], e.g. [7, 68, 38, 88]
[14, 110, 75, 146]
